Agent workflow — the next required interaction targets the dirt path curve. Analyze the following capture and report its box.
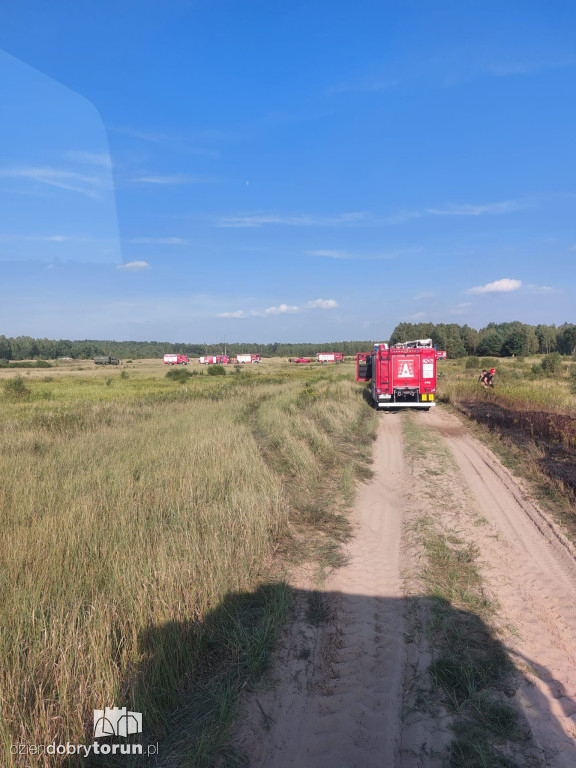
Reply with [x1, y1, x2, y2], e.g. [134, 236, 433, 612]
[237, 415, 408, 768]
[427, 408, 576, 766]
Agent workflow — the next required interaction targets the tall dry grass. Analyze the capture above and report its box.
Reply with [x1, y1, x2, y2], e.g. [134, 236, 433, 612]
[437, 357, 576, 413]
[0, 369, 375, 764]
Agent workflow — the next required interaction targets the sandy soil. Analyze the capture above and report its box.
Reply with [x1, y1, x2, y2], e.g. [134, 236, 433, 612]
[427, 408, 576, 767]
[236, 407, 576, 767]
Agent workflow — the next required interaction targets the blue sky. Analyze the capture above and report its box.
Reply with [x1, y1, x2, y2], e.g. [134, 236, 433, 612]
[0, 0, 574, 343]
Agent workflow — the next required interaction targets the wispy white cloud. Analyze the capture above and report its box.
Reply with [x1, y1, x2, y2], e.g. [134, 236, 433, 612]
[480, 55, 576, 79]
[217, 310, 247, 318]
[449, 302, 472, 315]
[131, 174, 215, 185]
[217, 212, 367, 228]
[306, 299, 338, 310]
[386, 200, 525, 224]
[308, 249, 398, 260]
[128, 237, 189, 245]
[37, 235, 83, 242]
[466, 278, 522, 294]
[406, 312, 426, 321]
[0, 166, 106, 198]
[66, 151, 112, 168]
[526, 284, 555, 294]
[327, 54, 576, 101]
[2, 234, 93, 243]
[414, 291, 436, 300]
[328, 78, 397, 95]
[217, 298, 339, 318]
[262, 303, 300, 315]
[426, 201, 523, 216]
[116, 260, 151, 271]
[216, 200, 524, 230]
[108, 126, 221, 159]
[110, 126, 180, 143]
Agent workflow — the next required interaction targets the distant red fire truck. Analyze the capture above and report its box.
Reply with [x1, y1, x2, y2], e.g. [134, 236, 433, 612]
[236, 354, 261, 364]
[356, 339, 444, 410]
[163, 354, 189, 365]
[317, 352, 344, 363]
[198, 355, 233, 364]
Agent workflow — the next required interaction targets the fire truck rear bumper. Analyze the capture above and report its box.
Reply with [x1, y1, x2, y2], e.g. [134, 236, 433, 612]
[376, 401, 436, 409]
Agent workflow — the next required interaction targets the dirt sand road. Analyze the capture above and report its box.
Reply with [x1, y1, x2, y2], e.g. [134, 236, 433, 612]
[238, 414, 408, 767]
[427, 408, 576, 766]
[237, 407, 576, 767]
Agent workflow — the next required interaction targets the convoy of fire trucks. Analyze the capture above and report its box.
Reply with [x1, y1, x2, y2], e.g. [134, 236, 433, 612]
[356, 339, 445, 410]
[159, 340, 444, 411]
[197, 354, 260, 364]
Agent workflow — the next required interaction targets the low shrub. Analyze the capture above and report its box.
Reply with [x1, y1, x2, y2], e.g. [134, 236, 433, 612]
[0, 360, 52, 369]
[541, 352, 563, 375]
[3, 375, 32, 399]
[207, 364, 226, 377]
[165, 367, 193, 382]
[465, 357, 481, 369]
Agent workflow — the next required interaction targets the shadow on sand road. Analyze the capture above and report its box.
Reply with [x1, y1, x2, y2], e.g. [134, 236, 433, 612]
[62, 586, 575, 768]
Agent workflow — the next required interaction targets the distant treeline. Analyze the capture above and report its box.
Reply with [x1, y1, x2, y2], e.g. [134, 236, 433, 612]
[0, 336, 373, 361]
[390, 321, 576, 358]
[1, 321, 575, 361]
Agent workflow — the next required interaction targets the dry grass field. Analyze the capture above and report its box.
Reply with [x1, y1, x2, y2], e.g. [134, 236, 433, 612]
[436, 354, 576, 539]
[0, 358, 376, 765]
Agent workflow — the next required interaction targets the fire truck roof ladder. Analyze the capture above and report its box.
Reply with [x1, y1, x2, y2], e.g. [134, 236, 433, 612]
[394, 338, 434, 349]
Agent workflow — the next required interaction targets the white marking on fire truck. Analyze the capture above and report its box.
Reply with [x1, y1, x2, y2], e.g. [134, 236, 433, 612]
[398, 362, 414, 377]
[422, 363, 434, 377]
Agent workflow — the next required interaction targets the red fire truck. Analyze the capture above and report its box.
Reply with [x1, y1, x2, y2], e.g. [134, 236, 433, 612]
[356, 339, 443, 410]
[236, 354, 261, 364]
[163, 354, 189, 365]
[317, 352, 344, 363]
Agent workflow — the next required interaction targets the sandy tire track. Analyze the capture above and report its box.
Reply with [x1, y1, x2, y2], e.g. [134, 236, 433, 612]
[236, 415, 409, 768]
[427, 407, 576, 766]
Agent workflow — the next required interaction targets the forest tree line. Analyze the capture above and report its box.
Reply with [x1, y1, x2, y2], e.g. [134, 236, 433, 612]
[0, 336, 374, 361]
[389, 321, 576, 358]
[0, 321, 575, 361]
